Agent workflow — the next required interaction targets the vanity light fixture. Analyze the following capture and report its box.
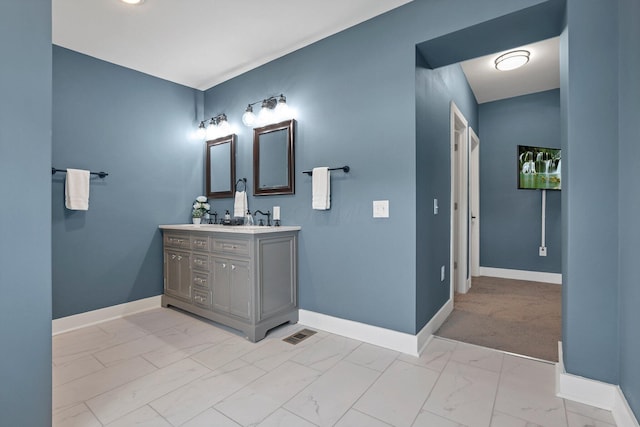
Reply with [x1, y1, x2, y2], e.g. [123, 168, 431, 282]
[494, 50, 530, 71]
[120, 0, 145, 4]
[242, 94, 292, 127]
[197, 113, 232, 140]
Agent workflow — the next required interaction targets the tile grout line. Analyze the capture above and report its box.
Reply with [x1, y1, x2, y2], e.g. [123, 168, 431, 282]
[486, 350, 506, 427]
[336, 349, 404, 426]
[275, 341, 369, 425]
[81, 355, 212, 425]
[407, 341, 459, 427]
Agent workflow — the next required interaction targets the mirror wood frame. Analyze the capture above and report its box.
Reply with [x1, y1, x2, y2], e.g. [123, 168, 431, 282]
[253, 119, 295, 196]
[206, 134, 236, 199]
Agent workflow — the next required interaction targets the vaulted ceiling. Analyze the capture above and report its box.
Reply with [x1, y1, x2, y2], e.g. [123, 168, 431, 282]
[52, 0, 413, 90]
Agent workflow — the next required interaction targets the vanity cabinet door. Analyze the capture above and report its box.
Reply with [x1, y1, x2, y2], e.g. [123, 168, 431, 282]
[211, 257, 251, 320]
[212, 257, 230, 314]
[164, 249, 191, 301]
[229, 260, 251, 320]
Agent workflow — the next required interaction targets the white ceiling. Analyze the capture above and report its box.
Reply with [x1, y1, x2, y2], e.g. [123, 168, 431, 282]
[460, 37, 560, 104]
[53, 1, 558, 101]
[52, 0, 412, 90]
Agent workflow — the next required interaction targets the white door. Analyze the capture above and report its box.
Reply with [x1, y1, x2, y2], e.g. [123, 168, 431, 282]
[450, 102, 470, 296]
[469, 127, 480, 279]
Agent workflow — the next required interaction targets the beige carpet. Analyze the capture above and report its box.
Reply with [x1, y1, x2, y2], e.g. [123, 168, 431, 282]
[435, 276, 561, 361]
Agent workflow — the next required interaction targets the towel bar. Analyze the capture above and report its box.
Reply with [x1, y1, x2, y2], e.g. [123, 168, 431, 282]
[52, 168, 108, 178]
[302, 166, 350, 176]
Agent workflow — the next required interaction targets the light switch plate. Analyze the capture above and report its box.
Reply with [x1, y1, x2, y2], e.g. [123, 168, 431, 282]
[434, 198, 439, 215]
[373, 200, 389, 218]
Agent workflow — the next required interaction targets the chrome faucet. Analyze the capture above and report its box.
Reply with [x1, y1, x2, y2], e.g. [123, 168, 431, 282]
[253, 210, 271, 226]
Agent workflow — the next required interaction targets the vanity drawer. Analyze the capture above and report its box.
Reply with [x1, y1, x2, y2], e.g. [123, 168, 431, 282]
[192, 271, 209, 288]
[191, 236, 210, 251]
[193, 289, 211, 308]
[164, 233, 190, 249]
[212, 238, 250, 256]
[191, 253, 209, 271]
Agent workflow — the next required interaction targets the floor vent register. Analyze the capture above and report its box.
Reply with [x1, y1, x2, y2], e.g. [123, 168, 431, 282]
[283, 328, 317, 345]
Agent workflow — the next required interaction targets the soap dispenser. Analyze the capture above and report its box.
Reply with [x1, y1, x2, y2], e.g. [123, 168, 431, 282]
[245, 210, 254, 226]
[224, 210, 230, 221]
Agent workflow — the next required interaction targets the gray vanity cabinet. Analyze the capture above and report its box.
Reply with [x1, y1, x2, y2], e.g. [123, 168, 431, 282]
[160, 226, 299, 342]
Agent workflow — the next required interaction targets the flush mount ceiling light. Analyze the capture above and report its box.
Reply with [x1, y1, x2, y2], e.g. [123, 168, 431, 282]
[120, 0, 144, 5]
[494, 50, 530, 71]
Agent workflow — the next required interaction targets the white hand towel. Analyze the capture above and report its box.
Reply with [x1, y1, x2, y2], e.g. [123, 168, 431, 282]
[65, 168, 90, 210]
[312, 167, 330, 210]
[234, 191, 247, 217]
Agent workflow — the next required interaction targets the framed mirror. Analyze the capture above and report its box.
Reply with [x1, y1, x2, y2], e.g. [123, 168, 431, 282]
[253, 119, 295, 196]
[206, 134, 236, 198]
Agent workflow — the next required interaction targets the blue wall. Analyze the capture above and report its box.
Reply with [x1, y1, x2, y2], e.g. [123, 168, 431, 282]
[479, 90, 561, 273]
[562, 0, 619, 384]
[0, 1, 52, 425]
[618, 0, 640, 418]
[415, 53, 478, 330]
[52, 46, 203, 318]
[203, 0, 549, 334]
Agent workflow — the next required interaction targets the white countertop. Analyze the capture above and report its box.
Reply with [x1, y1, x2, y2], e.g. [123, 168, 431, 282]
[159, 224, 301, 234]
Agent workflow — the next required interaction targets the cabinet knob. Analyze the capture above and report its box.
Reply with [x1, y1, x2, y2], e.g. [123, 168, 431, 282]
[231, 264, 236, 270]
[222, 263, 227, 268]
[177, 256, 182, 261]
[171, 254, 176, 260]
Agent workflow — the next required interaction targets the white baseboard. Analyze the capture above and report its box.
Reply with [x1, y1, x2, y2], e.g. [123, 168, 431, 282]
[556, 342, 639, 427]
[52, 295, 162, 336]
[478, 267, 562, 284]
[299, 299, 453, 357]
[416, 298, 454, 355]
[298, 310, 419, 356]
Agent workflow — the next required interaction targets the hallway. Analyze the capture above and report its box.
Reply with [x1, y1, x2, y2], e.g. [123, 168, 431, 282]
[436, 276, 561, 361]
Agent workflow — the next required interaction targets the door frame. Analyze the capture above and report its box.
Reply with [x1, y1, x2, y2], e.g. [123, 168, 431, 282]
[450, 101, 470, 297]
[469, 127, 480, 279]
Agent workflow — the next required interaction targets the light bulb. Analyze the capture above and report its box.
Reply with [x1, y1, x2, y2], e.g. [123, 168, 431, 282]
[217, 119, 231, 136]
[206, 126, 217, 140]
[206, 118, 218, 140]
[274, 95, 290, 121]
[196, 122, 206, 140]
[258, 101, 274, 126]
[242, 105, 256, 127]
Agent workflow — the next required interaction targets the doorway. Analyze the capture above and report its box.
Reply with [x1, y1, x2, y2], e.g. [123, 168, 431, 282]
[469, 127, 480, 278]
[450, 101, 470, 297]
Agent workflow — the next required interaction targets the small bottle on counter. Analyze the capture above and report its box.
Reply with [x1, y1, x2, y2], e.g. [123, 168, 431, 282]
[245, 210, 254, 226]
[224, 210, 230, 221]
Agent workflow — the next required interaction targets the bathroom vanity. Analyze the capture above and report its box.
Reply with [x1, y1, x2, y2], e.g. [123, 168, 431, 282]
[159, 224, 300, 342]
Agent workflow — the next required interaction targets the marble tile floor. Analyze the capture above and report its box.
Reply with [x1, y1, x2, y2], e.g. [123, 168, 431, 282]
[53, 308, 616, 427]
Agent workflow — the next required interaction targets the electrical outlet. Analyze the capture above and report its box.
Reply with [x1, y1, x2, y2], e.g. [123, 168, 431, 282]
[440, 265, 446, 282]
[539, 246, 547, 257]
[373, 200, 389, 218]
